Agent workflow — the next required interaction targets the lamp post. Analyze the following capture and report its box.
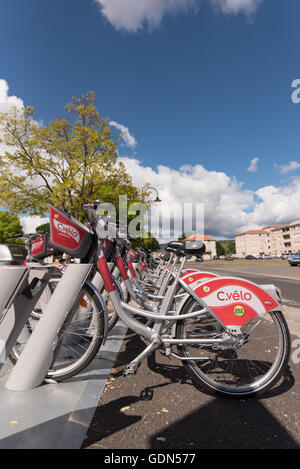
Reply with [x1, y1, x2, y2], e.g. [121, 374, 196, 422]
[144, 186, 161, 263]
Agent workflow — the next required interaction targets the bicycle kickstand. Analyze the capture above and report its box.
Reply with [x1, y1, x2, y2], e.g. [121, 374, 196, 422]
[123, 340, 160, 377]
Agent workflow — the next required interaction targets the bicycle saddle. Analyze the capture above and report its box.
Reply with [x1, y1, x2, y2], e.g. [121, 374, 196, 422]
[166, 241, 185, 256]
[183, 240, 206, 256]
[167, 240, 206, 257]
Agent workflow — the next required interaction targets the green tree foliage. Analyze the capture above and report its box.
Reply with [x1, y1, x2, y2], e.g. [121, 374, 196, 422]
[216, 240, 236, 256]
[131, 233, 160, 252]
[0, 211, 23, 242]
[216, 241, 226, 257]
[178, 232, 188, 241]
[35, 222, 50, 234]
[0, 92, 141, 220]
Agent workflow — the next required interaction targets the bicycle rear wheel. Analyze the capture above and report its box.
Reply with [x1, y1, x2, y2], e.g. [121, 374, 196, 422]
[9, 279, 105, 381]
[176, 297, 291, 398]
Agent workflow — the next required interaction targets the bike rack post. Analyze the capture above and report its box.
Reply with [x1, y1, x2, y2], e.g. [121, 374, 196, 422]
[0, 266, 54, 370]
[6, 263, 92, 391]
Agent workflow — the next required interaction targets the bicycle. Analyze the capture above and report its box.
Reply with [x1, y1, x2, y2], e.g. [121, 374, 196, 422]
[31, 201, 290, 398]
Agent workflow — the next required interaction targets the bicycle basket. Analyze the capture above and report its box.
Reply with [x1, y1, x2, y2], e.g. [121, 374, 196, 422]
[49, 205, 92, 258]
[30, 233, 54, 260]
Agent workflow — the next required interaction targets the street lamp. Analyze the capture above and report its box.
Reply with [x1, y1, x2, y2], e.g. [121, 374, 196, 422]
[147, 186, 162, 203]
[144, 186, 162, 262]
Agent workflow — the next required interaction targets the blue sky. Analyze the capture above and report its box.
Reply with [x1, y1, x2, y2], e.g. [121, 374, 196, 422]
[0, 0, 300, 238]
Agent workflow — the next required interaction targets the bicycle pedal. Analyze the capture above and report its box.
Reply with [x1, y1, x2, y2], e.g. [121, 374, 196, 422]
[123, 366, 137, 377]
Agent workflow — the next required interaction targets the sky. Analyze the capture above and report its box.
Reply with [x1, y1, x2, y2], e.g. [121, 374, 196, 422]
[0, 0, 300, 239]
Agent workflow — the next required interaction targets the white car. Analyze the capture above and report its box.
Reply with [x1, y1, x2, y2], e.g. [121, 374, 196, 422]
[0, 244, 27, 266]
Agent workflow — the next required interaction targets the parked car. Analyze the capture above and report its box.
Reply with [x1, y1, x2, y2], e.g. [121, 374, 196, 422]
[281, 253, 290, 259]
[245, 255, 256, 260]
[288, 253, 300, 267]
[0, 243, 27, 266]
[225, 256, 234, 261]
[257, 254, 273, 259]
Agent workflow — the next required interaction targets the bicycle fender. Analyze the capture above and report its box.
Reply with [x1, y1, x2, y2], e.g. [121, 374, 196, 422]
[181, 271, 219, 286]
[193, 276, 282, 328]
[85, 279, 109, 345]
[170, 293, 192, 337]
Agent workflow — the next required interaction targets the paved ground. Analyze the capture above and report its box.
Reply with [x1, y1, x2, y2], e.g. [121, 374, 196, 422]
[83, 261, 300, 450]
[200, 259, 300, 281]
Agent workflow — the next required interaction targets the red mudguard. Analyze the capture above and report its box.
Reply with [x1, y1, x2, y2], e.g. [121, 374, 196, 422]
[181, 271, 219, 285]
[194, 277, 280, 327]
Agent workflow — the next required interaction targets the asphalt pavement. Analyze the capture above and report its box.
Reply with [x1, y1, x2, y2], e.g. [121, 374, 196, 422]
[83, 260, 300, 450]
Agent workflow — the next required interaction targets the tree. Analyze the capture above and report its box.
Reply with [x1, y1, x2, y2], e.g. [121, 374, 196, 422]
[131, 233, 160, 252]
[216, 241, 226, 257]
[178, 232, 187, 241]
[35, 222, 50, 234]
[0, 92, 141, 220]
[0, 211, 23, 242]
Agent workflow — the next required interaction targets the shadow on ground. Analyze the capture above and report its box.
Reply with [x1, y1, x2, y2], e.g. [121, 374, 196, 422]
[83, 331, 299, 450]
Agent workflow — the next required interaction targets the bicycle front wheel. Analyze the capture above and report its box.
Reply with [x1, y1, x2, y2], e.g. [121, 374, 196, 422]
[176, 297, 291, 398]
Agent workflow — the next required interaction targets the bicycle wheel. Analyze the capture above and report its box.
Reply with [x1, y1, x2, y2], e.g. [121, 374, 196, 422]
[9, 280, 105, 381]
[176, 297, 291, 398]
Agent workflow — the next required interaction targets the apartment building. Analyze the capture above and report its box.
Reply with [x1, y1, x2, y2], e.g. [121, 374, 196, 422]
[235, 221, 300, 257]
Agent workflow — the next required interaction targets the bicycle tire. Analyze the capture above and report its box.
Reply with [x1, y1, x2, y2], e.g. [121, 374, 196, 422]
[176, 296, 291, 398]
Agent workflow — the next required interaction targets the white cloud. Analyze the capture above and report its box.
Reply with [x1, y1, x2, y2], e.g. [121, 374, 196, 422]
[0, 79, 25, 158]
[274, 161, 300, 174]
[20, 216, 49, 234]
[120, 157, 300, 239]
[210, 0, 262, 16]
[0, 79, 24, 113]
[247, 157, 259, 172]
[248, 180, 300, 226]
[95, 0, 262, 32]
[95, 0, 197, 32]
[109, 120, 137, 148]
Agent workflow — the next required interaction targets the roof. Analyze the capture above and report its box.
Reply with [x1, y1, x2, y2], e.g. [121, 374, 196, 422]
[271, 223, 291, 231]
[184, 233, 216, 242]
[262, 224, 282, 230]
[235, 230, 270, 237]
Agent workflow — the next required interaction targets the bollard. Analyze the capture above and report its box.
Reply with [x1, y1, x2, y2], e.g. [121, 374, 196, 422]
[0, 266, 55, 370]
[6, 263, 92, 391]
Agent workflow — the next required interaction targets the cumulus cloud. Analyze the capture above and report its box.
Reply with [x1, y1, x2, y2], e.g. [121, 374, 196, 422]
[248, 180, 300, 226]
[20, 216, 49, 234]
[0, 79, 24, 113]
[120, 157, 254, 238]
[95, 0, 262, 32]
[120, 157, 300, 239]
[210, 0, 262, 16]
[95, 0, 197, 32]
[247, 157, 259, 172]
[0, 79, 25, 157]
[109, 120, 137, 148]
[274, 161, 300, 174]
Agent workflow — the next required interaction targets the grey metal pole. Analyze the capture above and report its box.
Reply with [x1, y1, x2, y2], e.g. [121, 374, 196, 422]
[0, 267, 28, 320]
[6, 263, 92, 391]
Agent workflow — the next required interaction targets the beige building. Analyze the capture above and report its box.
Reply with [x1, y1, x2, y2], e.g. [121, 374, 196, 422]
[235, 221, 300, 257]
[184, 234, 217, 260]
